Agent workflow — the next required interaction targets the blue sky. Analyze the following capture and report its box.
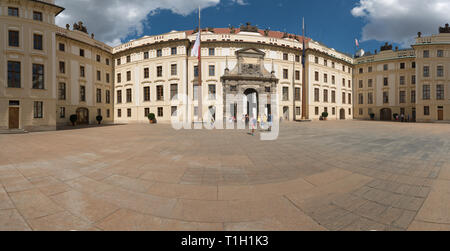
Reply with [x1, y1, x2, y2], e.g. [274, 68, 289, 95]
[123, 0, 380, 55]
[56, 0, 450, 54]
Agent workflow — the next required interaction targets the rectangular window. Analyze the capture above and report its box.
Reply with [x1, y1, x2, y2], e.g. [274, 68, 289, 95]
[97, 109, 102, 117]
[33, 34, 43, 50]
[106, 90, 110, 104]
[117, 90, 122, 104]
[342, 92, 346, 104]
[127, 109, 132, 117]
[358, 93, 364, 105]
[383, 92, 388, 104]
[209, 65, 215, 76]
[412, 62, 416, 68]
[331, 90, 336, 103]
[315, 107, 319, 115]
[412, 75, 416, 85]
[80, 66, 85, 77]
[283, 53, 288, 61]
[424, 50, 429, 58]
[80, 86, 86, 102]
[107, 109, 110, 118]
[296, 107, 301, 116]
[209, 48, 215, 56]
[144, 68, 149, 78]
[384, 77, 388, 86]
[9, 30, 19, 47]
[97, 70, 101, 81]
[157, 66, 163, 77]
[59, 61, 65, 74]
[158, 107, 164, 117]
[171, 47, 177, 55]
[368, 66, 373, 72]
[348, 80, 351, 88]
[58, 83, 66, 100]
[193, 84, 199, 101]
[8, 7, 19, 17]
[295, 87, 301, 101]
[117, 73, 121, 83]
[33, 101, 43, 118]
[171, 84, 178, 100]
[324, 74, 328, 83]
[157, 85, 164, 101]
[368, 79, 373, 88]
[315, 72, 319, 81]
[314, 88, 320, 102]
[315, 57, 319, 64]
[106, 73, 110, 83]
[283, 87, 289, 101]
[7, 61, 21, 88]
[126, 88, 132, 103]
[117, 58, 121, 66]
[437, 50, 444, 57]
[171, 64, 177, 76]
[295, 70, 300, 80]
[400, 76, 405, 85]
[383, 64, 388, 71]
[96, 89, 102, 103]
[359, 80, 363, 88]
[332, 75, 335, 85]
[96, 55, 101, 62]
[437, 84, 445, 100]
[33, 11, 42, 21]
[127, 55, 131, 63]
[400, 63, 405, 69]
[145, 108, 150, 117]
[59, 43, 65, 52]
[423, 85, 430, 100]
[32, 64, 44, 89]
[411, 90, 416, 103]
[208, 84, 216, 100]
[283, 69, 289, 79]
[323, 90, 328, 103]
[194, 66, 199, 77]
[107, 59, 111, 65]
[118, 109, 122, 118]
[359, 108, 363, 116]
[80, 49, 84, 57]
[424, 106, 430, 116]
[437, 65, 444, 77]
[144, 52, 149, 59]
[324, 60, 328, 66]
[368, 92, 373, 104]
[60, 107, 65, 118]
[127, 71, 131, 81]
[144, 87, 150, 102]
[399, 91, 406, 103]
[157, 49, 162, 57]
[295, 55, 300, 63]
[348, 93, 352, 105]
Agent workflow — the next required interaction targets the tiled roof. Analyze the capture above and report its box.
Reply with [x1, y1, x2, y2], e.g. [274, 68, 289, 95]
[184, 28, 310, 43]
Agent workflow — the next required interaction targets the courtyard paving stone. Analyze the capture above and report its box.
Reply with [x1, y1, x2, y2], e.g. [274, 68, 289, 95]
[1, 121, 450, 230]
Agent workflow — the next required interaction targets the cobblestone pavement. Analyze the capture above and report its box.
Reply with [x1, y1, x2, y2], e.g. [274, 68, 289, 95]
[1, 121, 450, 231]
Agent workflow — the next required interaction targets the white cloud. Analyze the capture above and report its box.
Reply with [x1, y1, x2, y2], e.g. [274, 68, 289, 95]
[55, 0, 236, 46]
[351, 0, 450, 47]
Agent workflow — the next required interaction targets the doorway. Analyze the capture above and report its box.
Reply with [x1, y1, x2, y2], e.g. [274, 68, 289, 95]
[380, 108, 392, 121]
[244, 89, 258, 120]
[8, 107, 19, 129]
[438, 107, 444, 121]
[283, 107, 289, 121]
[76, 108, 89, 125]
[340, 108, 346, 120]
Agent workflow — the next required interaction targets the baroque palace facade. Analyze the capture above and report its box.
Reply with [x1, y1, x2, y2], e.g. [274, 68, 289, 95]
[1, 0, 449, 131]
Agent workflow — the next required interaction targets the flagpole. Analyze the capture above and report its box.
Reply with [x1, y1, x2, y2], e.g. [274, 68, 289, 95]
[197, 6, 203, 123]
[301, 17, 308, 120]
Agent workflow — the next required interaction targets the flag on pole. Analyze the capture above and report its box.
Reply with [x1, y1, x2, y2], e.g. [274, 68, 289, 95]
[355, 38, 360, 48]
[191, 32, 201, 60]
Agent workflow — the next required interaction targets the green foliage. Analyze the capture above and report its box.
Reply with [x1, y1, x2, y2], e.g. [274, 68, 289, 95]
[321, 112, 329, 118]
[70, 114, 77, 126]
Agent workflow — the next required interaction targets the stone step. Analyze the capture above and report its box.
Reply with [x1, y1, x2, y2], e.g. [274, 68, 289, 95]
[0, 129, 28, 134]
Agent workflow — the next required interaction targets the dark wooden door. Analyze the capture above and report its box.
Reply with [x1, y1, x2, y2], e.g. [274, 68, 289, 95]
[340, 109, 345, 120]
[9, 107, 19, 129]
[438, 109, 444, 121]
